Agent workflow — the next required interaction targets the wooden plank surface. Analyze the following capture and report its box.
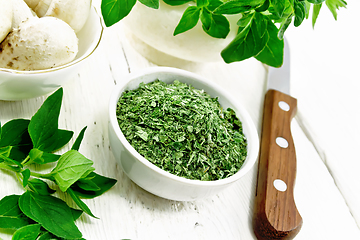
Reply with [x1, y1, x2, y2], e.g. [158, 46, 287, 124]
[286, 0, 360, 228]
[1, 1, 360, 239]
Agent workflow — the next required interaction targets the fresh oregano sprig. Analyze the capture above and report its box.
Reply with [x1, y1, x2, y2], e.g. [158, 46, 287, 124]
[0, 88, 117, 239]
[101, 0, 347, 67]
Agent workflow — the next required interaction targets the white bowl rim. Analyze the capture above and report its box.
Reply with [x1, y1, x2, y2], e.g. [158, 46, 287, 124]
[109, 66, 259, 187]
[0, 6, 103, 75]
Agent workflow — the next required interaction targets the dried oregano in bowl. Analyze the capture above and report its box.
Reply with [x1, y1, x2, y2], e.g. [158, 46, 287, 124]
[116, 80, 247, 181]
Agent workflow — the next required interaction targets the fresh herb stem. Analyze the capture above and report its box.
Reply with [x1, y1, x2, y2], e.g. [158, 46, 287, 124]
[21, 155, 30, 166]
[15, 172, 23, 185]
[0, 162, 21, 172]
[29, 171, 51, 179]
[0, 88, 117, 239]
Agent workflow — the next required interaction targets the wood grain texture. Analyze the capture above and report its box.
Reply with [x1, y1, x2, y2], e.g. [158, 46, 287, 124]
[0, 2, 360, 239]
[254, 89, 302, 239]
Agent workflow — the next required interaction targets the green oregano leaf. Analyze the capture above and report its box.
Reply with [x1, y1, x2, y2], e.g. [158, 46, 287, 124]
[76, 178, 101, 191]
[21, 169, 31, 187]
[312, 3, 322, 28]
[36, 232, 54, 240]
[12, 224, 41, 240]
[70, 208, 83, 221]
[139, 0, 160, 9]
[53, 129, 74, 152]
[67, 188, 98, 219]
[28, 88, 73, 153]
[29, 149, 60, 165]
[325, 0, 347, 20]
[173, 6, 201, 36]
[305, 1, 311, 18]
[38, 231, 86, 240]
[2, 154, 22, 168]
[237, 12, 255, 28]
[278, 13, 293, 39]
[0, 195, 33, 230]
[101, 0, 137, 27]
[163, 0, 192, 6]
[270, 0, 293, 19]
[0, 119, 30, 148]
[0, 146, 12, 163]
[19, 191, 82, 239]
[255, 20, 284, 67]
[50, 150, 94, 192]
[27, 179, 56, 196]
[213, 1, 251, 14]
[256, 0, 270, 12]
[221, 12, 269, 63]
[71, 126, 87, 151]
[214, 0, 264, 14]
[0, 119, 32, 161]
[70, 172, 117, 199]
[205, 0, 222, 11]
[307, 0, 325, 4]
[28, 88, 62, 151]
[200, 8, 230, 39]
[294, 0, 306, 27]
[197, 0, 209, 7]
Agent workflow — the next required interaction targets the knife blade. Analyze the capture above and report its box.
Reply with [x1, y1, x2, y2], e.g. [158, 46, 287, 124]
[253, 38, 303, 240]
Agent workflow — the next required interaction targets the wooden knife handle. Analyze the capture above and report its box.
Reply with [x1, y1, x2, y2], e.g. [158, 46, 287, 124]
[253, 89, 302, 240]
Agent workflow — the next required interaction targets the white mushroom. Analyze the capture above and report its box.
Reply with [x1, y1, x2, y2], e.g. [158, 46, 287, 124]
[0, 16, 78, 71]
[12, 0, 38, 29]
[27, 0, 52, 17]
[24, 0, 91, 32]
[21, 0, 39, 9]
[0, 0, 13, 43]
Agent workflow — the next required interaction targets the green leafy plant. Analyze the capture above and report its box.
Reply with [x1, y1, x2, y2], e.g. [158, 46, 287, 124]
[0, 88, 117, 239]
[101, 0, 346, 67]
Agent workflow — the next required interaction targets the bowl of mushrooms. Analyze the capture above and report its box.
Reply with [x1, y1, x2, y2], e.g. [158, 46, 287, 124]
[0, 0, 103, 100]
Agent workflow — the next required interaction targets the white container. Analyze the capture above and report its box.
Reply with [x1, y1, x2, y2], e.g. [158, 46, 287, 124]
[122, 1, 240, 64]
[0, 7, 103, 100]
[108, 67, 259, 201]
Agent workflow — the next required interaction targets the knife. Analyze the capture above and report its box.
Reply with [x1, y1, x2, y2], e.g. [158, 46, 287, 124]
[253, 38, 303, 240]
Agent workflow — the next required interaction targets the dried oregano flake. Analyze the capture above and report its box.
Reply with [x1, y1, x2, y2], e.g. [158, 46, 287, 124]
[116, 80, 247, 181]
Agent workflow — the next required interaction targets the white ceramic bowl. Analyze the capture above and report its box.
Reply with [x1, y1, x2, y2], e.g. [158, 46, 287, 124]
[122, 1, 240, 63]
[108, 67, 259, 201]
[0, 7, 103, 101]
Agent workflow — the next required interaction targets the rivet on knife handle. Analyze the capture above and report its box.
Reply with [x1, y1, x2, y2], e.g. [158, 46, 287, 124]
[253, 89, 303, 240]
